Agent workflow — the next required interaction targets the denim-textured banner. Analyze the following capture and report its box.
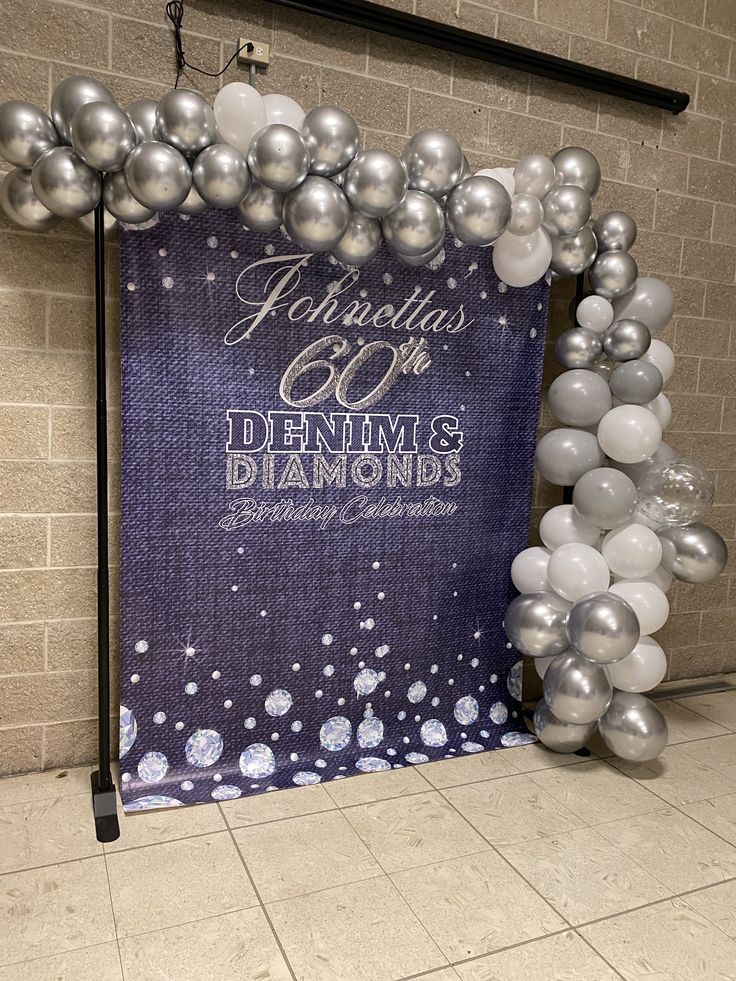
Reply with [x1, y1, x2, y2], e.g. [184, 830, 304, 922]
[118, 210, 549, 811]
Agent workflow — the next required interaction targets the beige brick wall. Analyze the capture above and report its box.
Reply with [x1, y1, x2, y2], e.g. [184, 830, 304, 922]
[0, 0, 734, 774]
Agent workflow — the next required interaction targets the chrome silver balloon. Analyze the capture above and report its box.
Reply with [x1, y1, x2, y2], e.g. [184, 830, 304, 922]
[555, 327, 602, 368]
[602, 317, 651, 362]
[0, 168, 61, 231]
[31, 146, 101, 218]
[542, 184, 591, 236]
[543, 650, 612, 724]
[512, 153, 555, 199]
[445, 175, 511, 246]
[124, 141, 192, 212]
[598, 691, 668, 761]
[300, 106, 359, 177]
[51, 75, 116, 145]
[589, 250, 638, 299]
[401, 128, 464, 199]
[192, 143, 250, 209]
[507, 192, 543, 236]
[535, 429, 605, 486]
[343, 149, 408, 218]
[610, 359, 663, 405]
[246, 124, 309, 193]
[552, 145, 602, 197]
[331, 211, 382, 266]
[658, 522, 728, 584]
[572, 467, 638, 530]
[237, 182, 285, 232]
[566, 591, 640, 664]
[0, 100, 59, 168]
[102, 170, 156, 223]
[389, 239, 444, 267]
[638, 459, 715, 527]
[593, 210, 637, 252]
[283, 175, 350, 252]
[70, 101, 137, 172]
[549, 225, 597, 276]
[177, 184, 207, 215]
[504, 591, 570, 658]
[533, 699, 596, 754]
[155, 89, 216, 157]
[382, 189, 445, 256]
[125, 99, 159, 142]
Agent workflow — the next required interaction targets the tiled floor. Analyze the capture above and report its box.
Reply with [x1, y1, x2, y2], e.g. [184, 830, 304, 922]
[1, 692, 736, 980]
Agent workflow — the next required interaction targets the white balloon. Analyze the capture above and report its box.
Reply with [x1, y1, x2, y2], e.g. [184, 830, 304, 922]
[539, 504, 601, 549]
[597, 405, 662, 464]
[511, 547, 552, 592]
[476, 166, 515, 197]
[611, 441, 676, 485]
[492, 227, 552, 288]
[535, 655, 557, 680]
[609, 580, 669, 634]
[645, 393, 672, 429]
[605, 636, 667, 693]
[614, 562, 674, 592]
[601, 524, 663, 579]
[262, 93, 306, 131]
[547, 543, 610, 602]
[576, 295, 613, 333]
[641, 338, 675, 383]
[213, 82, 267, 154]
[630, 508, 661, 531]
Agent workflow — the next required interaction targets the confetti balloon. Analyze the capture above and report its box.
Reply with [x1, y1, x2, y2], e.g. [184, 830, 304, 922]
[331, 210, 382, 266]
[446, 175, 511, 245]
[247, 123, 310, 192]
[543, 649, 612, 724]
[597, 405, 662, 464]
[504, 591, 570, 658]
[554, 327, 602, 368]
[124, 141, 192, 212]
[382, 189, 445, 256]
[553, 146, 601, 196]
[192, 143, 250, 208]
[657, 523, 728, 584]
[542, 184, 591, 236]
[598, 692, 667, 761]
[535, 429, 605, 486]
[0, 100, 59, 168]
[593, 211, 637, 252]
[102, 170, 156, 223]
[589, 251, 638, 298]
[534, 699, 596, 754]
[602, 318, 651, 362]
[402, 128, 464, 198]
[491, 227, 552, 288]
[572, 467, 637, 530]
[283, 175, 350, 252]
[155, 89, 216, 157]
[31, 145, 101, 217]
[343, 149, 408, 218]
[512, 153, 555, 199]
[51, 75, 115, 144]
[301, 106, 359, 177]
[565, 591, 640, 664]
[237, 182, 284, 232]
[125, 99, 159, 142]
[71, 101, 137, 172]
[548, 368, 612, 427]
[610, 360, 663, 405]
[637, 459, 715, 527]
[0, 168, 61, 231]
[612, 276, 675, 335]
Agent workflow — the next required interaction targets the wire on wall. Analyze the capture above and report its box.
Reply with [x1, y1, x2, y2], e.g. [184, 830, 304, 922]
[165, 1, 253, 87]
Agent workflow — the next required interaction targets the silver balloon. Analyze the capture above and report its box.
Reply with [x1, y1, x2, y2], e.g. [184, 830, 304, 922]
[555, 327, 602, 368]
[389, 239, 444, 267]
[548, 368, 612, 427]
[593, 211, 637, 252]
[602, 318, 651, 362]
[542, 184, 591, 236]
[638, 459, 715, 527]
[70, 101, 137, 172]
[124, 141, 191, 211]
[155, 89, 216, 157]
[533, 699, 596, 754]
[553, 146, 602, 197]
[382, 189, 445, 256]
[0, 168, 61, 231]
[535, 429, 605, 486]
[0, 100, 59, 168]
[402, 128, 464, 199]
[237, 182, 284, 232]
[459, 155, 472, 182]
[247, 124, 310, 193]
[658, 522, 728, 584]
[300, 106, 359, 177]
[77, 206, 118, 239]
[102, 170, 156, 223]
[192, 143, 250, 209]
[331, 211, 382, 266]
[512, 154, 555, 199]
[446, 176, 511, 246]
[504, 591, 570, 658]
[549, 225, 597, 276]
[610, 359, 663, 405]
[543, 649, 612, 725]
[343, 149, 408, 218]
[589, 251, 638, 299]
[507, 193, 543, 236]
[566, 591, 640, 664]
[283, 175, 350, 252]
[612, 277, 675, 336]
[177, 183, 207, 215]
[126, 99, 159, 142]
[573, 467, 638, 530]
[51, 75, 115, 145]
[31, 146, 101, 218]
[598, 692, 668, 761]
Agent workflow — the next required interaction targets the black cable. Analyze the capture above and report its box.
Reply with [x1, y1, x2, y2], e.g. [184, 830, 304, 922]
[165, 1, 254, 88]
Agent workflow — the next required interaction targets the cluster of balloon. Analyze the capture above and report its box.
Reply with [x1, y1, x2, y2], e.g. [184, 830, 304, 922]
[509, 248, 727, 761]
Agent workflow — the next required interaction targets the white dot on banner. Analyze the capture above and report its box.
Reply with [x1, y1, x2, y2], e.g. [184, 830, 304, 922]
[372, 561, 380, 570]
[271, 732, 279, 740]
[162, 277, 174, 289]
[377, 592, 385, 601]
[184, 682, 198, 695]
[153, 712, 166, 725]
[212, 670, 221, 680]
[121, 772, 131, 782]
[292, 662, 300, 671]
[290, 752, 298, 762]
[490, 674, 498, 683]
[130, 674, 140, 684]
[353, 602, 362, 610]
[250, 674, 262, 686]
[322, 633, 333, 646]
[337, 697, 345, 706]
[206, 271, 215, 282]
[230, 250, 239, 258]
[207, 236, 218, 248]
[175, 721, 184, 730]
[231, 585, 238, 592]
[315, 690, 323, 698]
[126, 282, 136, 291]
[135, 640, 148, 654]
[158, 248, 167, 257]
[350, 647, 358, 656]
[213, 773, 222, 782]
[223, 699, 232, 709]
[237, 547, 243, 554]
[260, 610, 267, 617]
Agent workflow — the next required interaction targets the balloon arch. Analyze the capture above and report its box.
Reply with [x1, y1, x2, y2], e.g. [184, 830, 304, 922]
[0, 78, 728, 765]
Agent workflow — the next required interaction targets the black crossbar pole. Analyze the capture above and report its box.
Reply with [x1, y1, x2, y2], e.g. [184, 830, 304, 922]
[90, 200, 120, 843]
[268, 0, 689, 113]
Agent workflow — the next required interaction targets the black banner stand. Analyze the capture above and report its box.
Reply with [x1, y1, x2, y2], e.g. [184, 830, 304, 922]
[89, 200, 120, 843]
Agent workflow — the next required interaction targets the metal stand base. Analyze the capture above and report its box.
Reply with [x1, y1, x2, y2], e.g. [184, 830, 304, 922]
[91, 769, 120, 842]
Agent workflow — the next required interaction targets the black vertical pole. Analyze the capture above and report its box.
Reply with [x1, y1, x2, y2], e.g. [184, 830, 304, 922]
[562, 271, 587, 507]
[90, 200, 120, 843]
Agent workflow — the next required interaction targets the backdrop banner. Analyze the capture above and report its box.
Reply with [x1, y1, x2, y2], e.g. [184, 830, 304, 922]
[118, 210, 549, 811]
